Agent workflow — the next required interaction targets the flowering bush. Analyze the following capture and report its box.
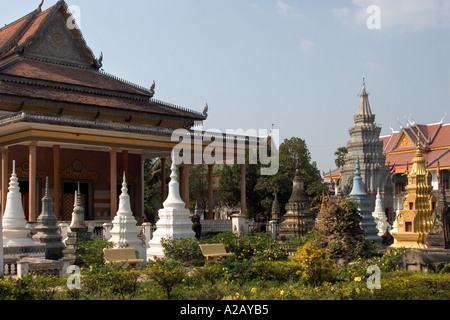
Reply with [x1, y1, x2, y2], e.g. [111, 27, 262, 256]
[292, 241, 335, 286]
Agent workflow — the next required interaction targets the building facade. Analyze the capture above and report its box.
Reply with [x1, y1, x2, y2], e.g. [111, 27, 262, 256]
[0, 2, 212, 224]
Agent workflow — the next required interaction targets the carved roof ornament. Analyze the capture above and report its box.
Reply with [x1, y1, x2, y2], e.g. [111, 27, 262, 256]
[98, 52, 103, 68]
[150, 80, 156, 96]
[203, 103, 209, 118]
[38, 0, 44, 13]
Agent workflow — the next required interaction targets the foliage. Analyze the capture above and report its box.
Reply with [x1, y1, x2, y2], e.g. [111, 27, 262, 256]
[0, 273, 64, 300]
[78, 239, 114, 267]
[161, 237, 204, 265]
[144, 158, 168, 223]
[371, 271, 450, 300]
[145, 257, 186, 299]
[217, 137, 327, 219]
[291, 241, 335, 286]
[334, 146, 348, 169]
[189, 164, 210, 218]
[204, 232, 288, 262]
[255, 137, 327, 217]
[248, 260, 302, 282]
[314, 198, 378, 263]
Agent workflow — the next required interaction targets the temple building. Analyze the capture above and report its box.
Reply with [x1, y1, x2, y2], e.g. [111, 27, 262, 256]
[0, 1, 257, 227]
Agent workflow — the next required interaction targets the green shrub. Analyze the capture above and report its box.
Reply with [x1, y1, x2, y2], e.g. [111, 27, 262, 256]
[372, 271, 450, 300]
[161, 237, 204, 265]
[78, 239, 114, 267]
[0, 273, 64, 300]
[145, 257, 187, 299]
[248, 261, 302, 282]
[292, 241, 335, 286]
[205, 232, 288, 262]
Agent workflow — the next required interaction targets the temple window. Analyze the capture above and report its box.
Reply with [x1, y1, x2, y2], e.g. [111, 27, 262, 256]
[409, 202, 413, 210]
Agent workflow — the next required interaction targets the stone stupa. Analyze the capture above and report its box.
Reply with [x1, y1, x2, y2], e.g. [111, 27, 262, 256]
[277, 161, 314, 241]
[349, 156, 383, 246]
[147, 153, 195, 260]
[2, 160, 45, 258]
[32, 177, 65, 260]
[109, 172, 146, 260]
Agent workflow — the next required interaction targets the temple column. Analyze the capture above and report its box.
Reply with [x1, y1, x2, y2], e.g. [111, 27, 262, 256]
[53, 145, 61, 220]
[180, 164, 190, 209]
[161, 157, 166, 205]
[122, 149, 129, 176]
[29, 142, 37, 222]
[1, 147, 8, 216]
[110, 147, 117, 218]
[240, 164, 247, 218]
[208, 164, 214, 219]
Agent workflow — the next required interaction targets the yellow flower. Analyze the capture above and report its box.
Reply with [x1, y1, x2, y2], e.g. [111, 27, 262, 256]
[280, 290, 285, 297]
[235, 292, 240, 297]
[251, 287, 257, 293]
[355, 288, 360, 294]
[354, 276, 362, 282]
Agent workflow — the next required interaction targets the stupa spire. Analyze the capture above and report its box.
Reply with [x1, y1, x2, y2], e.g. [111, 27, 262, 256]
[355, 76, 374, 124]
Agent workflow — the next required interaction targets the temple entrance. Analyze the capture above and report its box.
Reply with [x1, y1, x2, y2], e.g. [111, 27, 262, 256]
[61, 180, 94, 221]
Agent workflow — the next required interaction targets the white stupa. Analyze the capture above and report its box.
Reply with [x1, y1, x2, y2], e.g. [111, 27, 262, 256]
[372, 188, 391, 238]
[3, 161, 39, 247]
[147, 154, 195, 260]
[109, 172, 146, 260]
[2, 161, 45, 257]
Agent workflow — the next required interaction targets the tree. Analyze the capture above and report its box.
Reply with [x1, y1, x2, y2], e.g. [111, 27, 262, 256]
[314, 197, 377, 263]
[255, 137, 327, 216]
[334, 146, 348, 169]
[189, 164, 209, 218]
[143, 158, 169, 223]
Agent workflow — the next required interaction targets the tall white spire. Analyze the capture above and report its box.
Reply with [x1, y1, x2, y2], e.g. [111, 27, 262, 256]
[109, 172, 145, 260]
[3, 160, 39, 247]
[147, 151, 195, 260]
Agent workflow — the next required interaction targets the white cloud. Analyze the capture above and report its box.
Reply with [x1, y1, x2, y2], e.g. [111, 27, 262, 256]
[299, 39, 316, 52]
[332, 0, 450, 31]
[276, 1, 291, 14]
[250, 3, 258, 9]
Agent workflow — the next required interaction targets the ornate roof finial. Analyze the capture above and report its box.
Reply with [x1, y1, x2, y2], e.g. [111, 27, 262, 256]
[38, 0, 44, 12]
[150, 80, 156, 95]
[203, 103, 209, 118]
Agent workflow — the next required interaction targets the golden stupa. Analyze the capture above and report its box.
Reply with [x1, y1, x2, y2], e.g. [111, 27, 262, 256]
[391, 133, 436, 248]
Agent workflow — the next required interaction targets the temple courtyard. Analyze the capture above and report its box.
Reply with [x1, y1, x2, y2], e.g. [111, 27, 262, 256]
[0, 1, 449, 310]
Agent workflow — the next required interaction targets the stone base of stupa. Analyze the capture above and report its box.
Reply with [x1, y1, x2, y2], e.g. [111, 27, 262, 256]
[62, 230, 92, 266]
[147, 207, 195, 261]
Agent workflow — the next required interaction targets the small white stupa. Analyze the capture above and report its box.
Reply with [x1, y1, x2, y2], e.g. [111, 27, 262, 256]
[3, 161, 45, 257]
[109, 172, 146, 260]
[147, 153, 195, 260]
[372, 188, 391, 238]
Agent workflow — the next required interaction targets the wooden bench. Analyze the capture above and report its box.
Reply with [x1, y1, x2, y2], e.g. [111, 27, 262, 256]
[103, 248, 144, 269]
[199, 244, 234, 263]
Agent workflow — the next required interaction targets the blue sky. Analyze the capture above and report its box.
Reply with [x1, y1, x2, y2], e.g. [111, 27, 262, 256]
[2, 0, 450, 174]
